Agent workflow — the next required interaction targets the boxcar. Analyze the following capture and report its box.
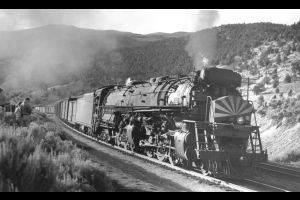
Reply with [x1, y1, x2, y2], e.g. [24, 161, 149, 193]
[50, 106, 54, 114]
[61, 98, 69, 121]
[58, 101, 63, 118]
[74, 93, 94, 130]
[67, 97, 78, 124]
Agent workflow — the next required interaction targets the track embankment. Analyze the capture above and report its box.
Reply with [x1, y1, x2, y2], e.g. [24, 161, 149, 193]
[52, 115, 289, 192]
[52, 116, 230, 192]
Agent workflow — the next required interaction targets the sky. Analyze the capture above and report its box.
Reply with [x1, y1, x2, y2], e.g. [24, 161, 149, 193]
[0, 9, 300, 34]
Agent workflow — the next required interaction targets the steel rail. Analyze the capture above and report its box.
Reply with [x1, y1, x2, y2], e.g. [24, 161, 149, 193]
[260, 163, 300, 180]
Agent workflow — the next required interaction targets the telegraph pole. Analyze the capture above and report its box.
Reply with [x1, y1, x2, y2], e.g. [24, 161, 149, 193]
[247, 77, 250, 101]
[241, 75, 260, 101]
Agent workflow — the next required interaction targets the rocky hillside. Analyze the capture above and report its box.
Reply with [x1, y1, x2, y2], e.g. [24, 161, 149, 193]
[231, 39, 300, 164]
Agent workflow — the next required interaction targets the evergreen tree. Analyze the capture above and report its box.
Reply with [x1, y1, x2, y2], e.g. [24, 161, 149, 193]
[252, 82, 265, 95]
[291, 42, 296, 51]
[262, 76, 270, 84]
[276, 54, 281, 64]
[280, 92, 284, 98]
[285, 45, 291, 55]
[296, 44, 300, 52]
[258, 95, 264, 107]
[291, 61, 300, 76]
[284, 74, 292, 83]
[282, 54, 288, 62]
[272, 70, 278, 80]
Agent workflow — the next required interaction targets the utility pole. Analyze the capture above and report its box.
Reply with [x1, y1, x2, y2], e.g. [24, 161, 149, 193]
[241, 75, 260, 101]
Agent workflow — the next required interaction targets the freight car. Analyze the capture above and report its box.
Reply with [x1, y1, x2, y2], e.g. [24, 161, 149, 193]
[52, 67, 268, 179]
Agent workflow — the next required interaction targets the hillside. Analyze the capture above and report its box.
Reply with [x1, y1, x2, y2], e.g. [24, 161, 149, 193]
[2, 22, 300, 164]
[0, 24, 183, 89]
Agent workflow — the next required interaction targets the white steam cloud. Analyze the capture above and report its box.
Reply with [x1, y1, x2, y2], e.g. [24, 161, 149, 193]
[185, 10, 220, 71]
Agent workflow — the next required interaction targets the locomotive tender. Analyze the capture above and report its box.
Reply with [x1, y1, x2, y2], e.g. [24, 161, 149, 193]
[51, 67, 268, 178]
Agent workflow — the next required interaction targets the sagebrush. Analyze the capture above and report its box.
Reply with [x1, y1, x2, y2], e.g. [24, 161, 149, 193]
[0, 117, 115, 192]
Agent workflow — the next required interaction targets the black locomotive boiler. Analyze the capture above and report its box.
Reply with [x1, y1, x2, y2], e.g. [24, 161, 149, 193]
[87, 67, 268, 178]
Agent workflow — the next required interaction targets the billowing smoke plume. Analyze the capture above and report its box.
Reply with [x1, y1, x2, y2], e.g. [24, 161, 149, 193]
[185, 10, 220, 71]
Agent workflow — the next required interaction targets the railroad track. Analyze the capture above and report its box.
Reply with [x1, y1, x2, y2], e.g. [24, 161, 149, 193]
[52, 115, 289, 192]
[260, 162, 300, 183]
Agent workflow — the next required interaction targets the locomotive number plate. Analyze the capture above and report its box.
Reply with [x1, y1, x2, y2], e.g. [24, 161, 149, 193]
[234, 125, 245, 129]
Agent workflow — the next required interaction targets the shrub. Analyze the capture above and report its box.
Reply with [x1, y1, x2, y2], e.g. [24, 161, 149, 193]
[294, 108, 300, 115]
[280, 92, 284, 97]
[276, 54, 281, 64]
[288, 89, 293, 96]
[272, 79, 279, 88]
[291, 98, 296, 107]
[273, 148, 300, 163]
[271, 73, 278, 80]
[291, 60, 300, 76]
[282, 54, 288, 62]
[269, 99, 279, 109]
[257, 95, 265, 107]
[0, 119, 115, 192]
[275, 88, 280, 93]
[257, 108, 266, 116]
[0, 141, 57, 192]
[283, 110, 292, 117]
[297, 115, 300, 123]
[272, 95, 276, 99]
[262, 76, 271, 84]
[54, 173, 81, 192]
[74, 162, 115, 192]
[278, 111, 284, 120]
[252, 82, 266, 95]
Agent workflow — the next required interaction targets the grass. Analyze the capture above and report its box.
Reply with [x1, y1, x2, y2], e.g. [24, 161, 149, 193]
[0, 114, 115, 192]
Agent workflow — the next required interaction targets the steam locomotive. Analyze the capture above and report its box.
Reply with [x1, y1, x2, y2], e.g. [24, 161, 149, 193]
[47, 67, 268, 179]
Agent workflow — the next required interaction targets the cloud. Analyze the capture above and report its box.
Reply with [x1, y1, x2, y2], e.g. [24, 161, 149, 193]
[0, 9, 99, 31]
[194, 10, 220, 31]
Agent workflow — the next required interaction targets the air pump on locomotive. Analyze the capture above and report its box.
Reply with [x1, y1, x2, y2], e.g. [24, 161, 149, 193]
[92, 67, 268, 178]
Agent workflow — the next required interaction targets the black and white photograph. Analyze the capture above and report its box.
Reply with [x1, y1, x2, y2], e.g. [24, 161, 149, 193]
[0, 9, 300, 192]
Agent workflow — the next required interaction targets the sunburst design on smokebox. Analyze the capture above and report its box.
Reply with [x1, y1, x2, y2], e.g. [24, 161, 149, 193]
[212, 96, 253, 119]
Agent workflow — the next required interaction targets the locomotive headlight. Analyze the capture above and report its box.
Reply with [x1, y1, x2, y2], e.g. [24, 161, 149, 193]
[237, 116, 245, 125]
